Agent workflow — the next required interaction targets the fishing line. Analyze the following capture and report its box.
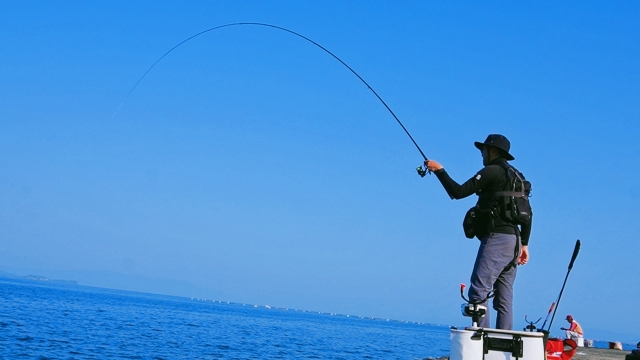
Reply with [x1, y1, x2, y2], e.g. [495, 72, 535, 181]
[113, 22, 429, 163]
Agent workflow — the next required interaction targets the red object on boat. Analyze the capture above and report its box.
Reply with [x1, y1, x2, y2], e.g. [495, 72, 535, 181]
[546, 338, 577, 360]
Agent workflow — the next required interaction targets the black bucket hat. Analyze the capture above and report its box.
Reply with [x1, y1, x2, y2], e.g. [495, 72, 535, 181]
[474, 134, 515, 160]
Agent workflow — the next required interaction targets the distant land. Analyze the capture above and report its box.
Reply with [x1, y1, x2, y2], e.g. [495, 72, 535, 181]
[0, 268, 226, 300]
[0, 270, 78, 285]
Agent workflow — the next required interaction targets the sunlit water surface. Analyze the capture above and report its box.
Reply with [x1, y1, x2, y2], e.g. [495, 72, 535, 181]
[0, 278, 450, 359]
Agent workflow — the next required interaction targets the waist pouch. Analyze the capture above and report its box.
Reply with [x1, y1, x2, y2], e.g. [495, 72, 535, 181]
[462, 206, 493, 239]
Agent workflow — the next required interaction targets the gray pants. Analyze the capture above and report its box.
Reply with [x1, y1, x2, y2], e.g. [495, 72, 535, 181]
[468, 232, 518, 329]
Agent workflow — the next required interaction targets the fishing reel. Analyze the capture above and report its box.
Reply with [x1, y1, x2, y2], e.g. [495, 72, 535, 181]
[459, 283, 494, 327]
[461, 303, 487, 321]
[416, 165, 430, 177]
[523, 315, 542, 332]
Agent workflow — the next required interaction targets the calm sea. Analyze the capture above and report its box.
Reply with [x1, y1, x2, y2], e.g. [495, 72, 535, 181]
[0, 278, 450, 359]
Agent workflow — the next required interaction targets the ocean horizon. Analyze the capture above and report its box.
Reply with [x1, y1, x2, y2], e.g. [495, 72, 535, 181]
[2, 276, 636, 359]
[1, 277, 451, 359]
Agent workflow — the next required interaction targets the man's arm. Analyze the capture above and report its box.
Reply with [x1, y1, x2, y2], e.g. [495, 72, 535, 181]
[518, 210, 533, 265]
[426, 160, 497, 200]
[520, 211, 533, 245]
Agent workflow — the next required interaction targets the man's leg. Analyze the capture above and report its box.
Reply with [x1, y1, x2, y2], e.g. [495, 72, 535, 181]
[493, 263, 517, 330]
[469, 239, 493, 328]
[566, 331, 580, 340]
[468, 233, 517, 329]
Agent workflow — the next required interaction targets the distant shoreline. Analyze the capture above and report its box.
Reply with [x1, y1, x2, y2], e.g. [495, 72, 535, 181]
[1, 273, 636, 347]
[0, 271, 78, 285]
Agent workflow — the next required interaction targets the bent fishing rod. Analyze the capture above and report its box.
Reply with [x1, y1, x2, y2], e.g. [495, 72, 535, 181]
[114, 22, 431, 176]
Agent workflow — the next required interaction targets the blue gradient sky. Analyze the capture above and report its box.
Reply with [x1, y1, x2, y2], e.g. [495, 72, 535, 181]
[1, 1, 638, 342]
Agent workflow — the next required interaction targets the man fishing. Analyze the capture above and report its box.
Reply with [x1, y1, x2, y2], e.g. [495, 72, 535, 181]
[425, 134, 532, 330]
[561, 315, 584, 341]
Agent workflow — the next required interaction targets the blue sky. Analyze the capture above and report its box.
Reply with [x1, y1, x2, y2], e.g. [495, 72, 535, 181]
[1, 1, 639, 342]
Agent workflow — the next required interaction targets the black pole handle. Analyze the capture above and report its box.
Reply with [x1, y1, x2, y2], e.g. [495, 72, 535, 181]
[547, 239, 581, 332]
[568, 239, 581, 270]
